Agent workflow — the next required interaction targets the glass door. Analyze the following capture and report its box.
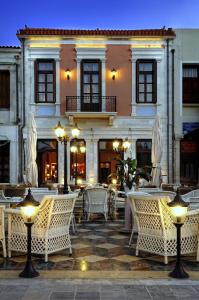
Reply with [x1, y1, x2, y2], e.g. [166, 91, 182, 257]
[81, 60, 101, 112]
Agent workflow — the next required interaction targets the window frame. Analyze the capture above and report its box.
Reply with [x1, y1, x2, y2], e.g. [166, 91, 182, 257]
[183, 64, 199, 104]
[136, 139, 152, 168]
[0, 70, 10, 109]
[136, 59, 157, 104]
[80, 59, 102, 111]
[35, 59, 56, 103]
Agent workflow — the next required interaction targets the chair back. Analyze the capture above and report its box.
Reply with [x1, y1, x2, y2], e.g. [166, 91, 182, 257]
[148, 190, 176, 200]
[33, 194, 77, 236]
[129, 194, 173, 237]
[84, 187, 108, 213]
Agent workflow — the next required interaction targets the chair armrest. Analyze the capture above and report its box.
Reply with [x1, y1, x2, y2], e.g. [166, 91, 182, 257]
[5, 208, 21, 215]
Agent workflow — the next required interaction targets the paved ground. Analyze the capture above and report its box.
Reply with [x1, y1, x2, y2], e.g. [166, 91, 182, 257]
[1, 278, 199, 299]
[2, 219, 199, 274]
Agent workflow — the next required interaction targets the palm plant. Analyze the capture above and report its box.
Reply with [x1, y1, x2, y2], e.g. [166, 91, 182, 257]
[117, 157, 151, 190]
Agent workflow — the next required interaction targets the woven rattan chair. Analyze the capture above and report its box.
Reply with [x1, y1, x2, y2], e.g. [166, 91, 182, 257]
[129, 194, 199, 264]
[7, 194, 77, 262]
[0, 206, 6, 258]
[182, 189, 199, 209]
[84, 187, 108, 221]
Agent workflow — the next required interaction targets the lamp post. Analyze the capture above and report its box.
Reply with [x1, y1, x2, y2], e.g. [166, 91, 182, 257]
[167, 189, 189, 279]
[54, 121, 69, 194]
[17, 189, 40, 278]
[70, 125, 86, 186]
[112, 137, 131, 191]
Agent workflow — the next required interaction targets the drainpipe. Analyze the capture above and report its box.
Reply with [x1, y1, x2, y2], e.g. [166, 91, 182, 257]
[166, 39, 170, 183]
[19, 38, 26, 182]
[171, 49, 175, 183]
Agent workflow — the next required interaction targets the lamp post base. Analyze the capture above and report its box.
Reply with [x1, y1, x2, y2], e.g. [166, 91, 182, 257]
[19, 261, 39, 278]
[169, 261, 189, 279]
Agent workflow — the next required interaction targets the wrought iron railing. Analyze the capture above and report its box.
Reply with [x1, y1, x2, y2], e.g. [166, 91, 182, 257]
[66, 96, 117, 112]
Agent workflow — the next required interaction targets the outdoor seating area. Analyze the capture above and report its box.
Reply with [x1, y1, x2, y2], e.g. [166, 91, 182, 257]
[0, 184, 199, 279]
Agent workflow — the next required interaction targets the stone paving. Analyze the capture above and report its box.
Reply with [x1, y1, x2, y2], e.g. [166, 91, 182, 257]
[1, 219, 199, 274]
[1, 278, 199, 299]
[1, 218, 199, 299]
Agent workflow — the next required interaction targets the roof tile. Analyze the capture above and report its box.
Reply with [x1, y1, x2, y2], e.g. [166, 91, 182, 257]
[17, 27, 175, 37]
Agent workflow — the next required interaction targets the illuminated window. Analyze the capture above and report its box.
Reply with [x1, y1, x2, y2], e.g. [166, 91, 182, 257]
[70, 139, 86, 180]
[136, 60, 157, 103]
[37, 139, 58, 185]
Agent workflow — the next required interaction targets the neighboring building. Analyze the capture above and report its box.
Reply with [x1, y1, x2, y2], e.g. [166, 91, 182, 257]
[0, 46, 21, 184]
[1, 27, 183, 186]
[173, 29, 199, 185]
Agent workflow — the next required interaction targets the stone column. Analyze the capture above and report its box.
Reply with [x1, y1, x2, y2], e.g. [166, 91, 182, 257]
[10, 140, 18, 184]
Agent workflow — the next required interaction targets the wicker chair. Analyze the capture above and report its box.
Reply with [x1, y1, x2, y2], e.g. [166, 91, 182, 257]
[129, 194, 199, 264]
[7, 194, 77, 262]
[84, 187, 108, 221]
[0, 206, 6, 258]
[182, 189, 199, 209]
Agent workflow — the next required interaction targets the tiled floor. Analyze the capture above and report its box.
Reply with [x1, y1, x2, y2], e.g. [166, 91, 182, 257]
[1, 217, 199, 277]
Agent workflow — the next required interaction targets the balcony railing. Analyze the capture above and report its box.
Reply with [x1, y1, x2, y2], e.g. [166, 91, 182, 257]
[66, 96, 117, 113]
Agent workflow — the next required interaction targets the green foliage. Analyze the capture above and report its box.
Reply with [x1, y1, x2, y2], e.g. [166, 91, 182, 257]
[117, 157, 151, 190]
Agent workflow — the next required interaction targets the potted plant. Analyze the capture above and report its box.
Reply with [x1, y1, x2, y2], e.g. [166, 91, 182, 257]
[117, 157, 151, 191]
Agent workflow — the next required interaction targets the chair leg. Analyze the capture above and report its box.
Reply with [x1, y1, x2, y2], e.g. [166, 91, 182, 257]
[128, 230, 134, 246]
[104, 213, 108, 221]
[164, 256, 168, 265]
[8, 250, 11, 258]
[136, 247, 139, 256]
[2, 239, 6, 258]
[87, 213, 90, 221]
[197, 250, 199, 262]
[45, 253, 48, 263]
[71, 214, 77, 234]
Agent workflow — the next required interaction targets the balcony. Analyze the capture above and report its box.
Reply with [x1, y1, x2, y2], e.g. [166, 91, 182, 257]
[65, 96, 117, 126]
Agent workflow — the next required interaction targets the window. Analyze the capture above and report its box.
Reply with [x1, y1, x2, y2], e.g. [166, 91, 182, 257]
[35, 60, 56, 103]
[0, 141, 10, 182]
[81, 60, 101, 111]
[183, 64, 199, 103]
[37, 140, 58, 185]
[136, 60, 157, 103]
[98, 139, 122, 183]
[0, 70, 10, 108]
[136, 139, 152, 168]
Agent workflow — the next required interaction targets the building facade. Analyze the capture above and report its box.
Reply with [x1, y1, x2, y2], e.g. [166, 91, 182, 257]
[173, 29, 199, 185]
[0, 46, 21, 184]
[3, 27, 192, 187]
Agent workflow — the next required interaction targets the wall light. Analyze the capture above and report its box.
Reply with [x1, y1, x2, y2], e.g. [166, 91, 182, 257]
[111, 68, 116, 80]
[65, 68, 71, 80]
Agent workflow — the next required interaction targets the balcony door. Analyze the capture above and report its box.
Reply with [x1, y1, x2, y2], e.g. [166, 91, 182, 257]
[81, 60, 101, 112]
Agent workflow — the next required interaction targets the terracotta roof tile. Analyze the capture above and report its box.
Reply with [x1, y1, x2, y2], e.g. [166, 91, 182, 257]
[17, 27, 175, 38]
[0, 46, 20, 49]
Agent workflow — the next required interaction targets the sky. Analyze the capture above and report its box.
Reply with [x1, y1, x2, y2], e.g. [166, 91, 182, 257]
[1, 0, 199, 46]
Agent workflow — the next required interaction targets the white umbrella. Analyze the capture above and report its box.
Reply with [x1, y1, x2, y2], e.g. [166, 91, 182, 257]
[25, 112, 38, 187]
[151, 115, 163, 187]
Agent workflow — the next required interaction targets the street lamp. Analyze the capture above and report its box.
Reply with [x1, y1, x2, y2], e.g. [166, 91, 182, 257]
[167, 189, 189, 279]
[70, 125, 86, 185]
[55, 121, 69, 194]
[17, 189, 40, 278]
